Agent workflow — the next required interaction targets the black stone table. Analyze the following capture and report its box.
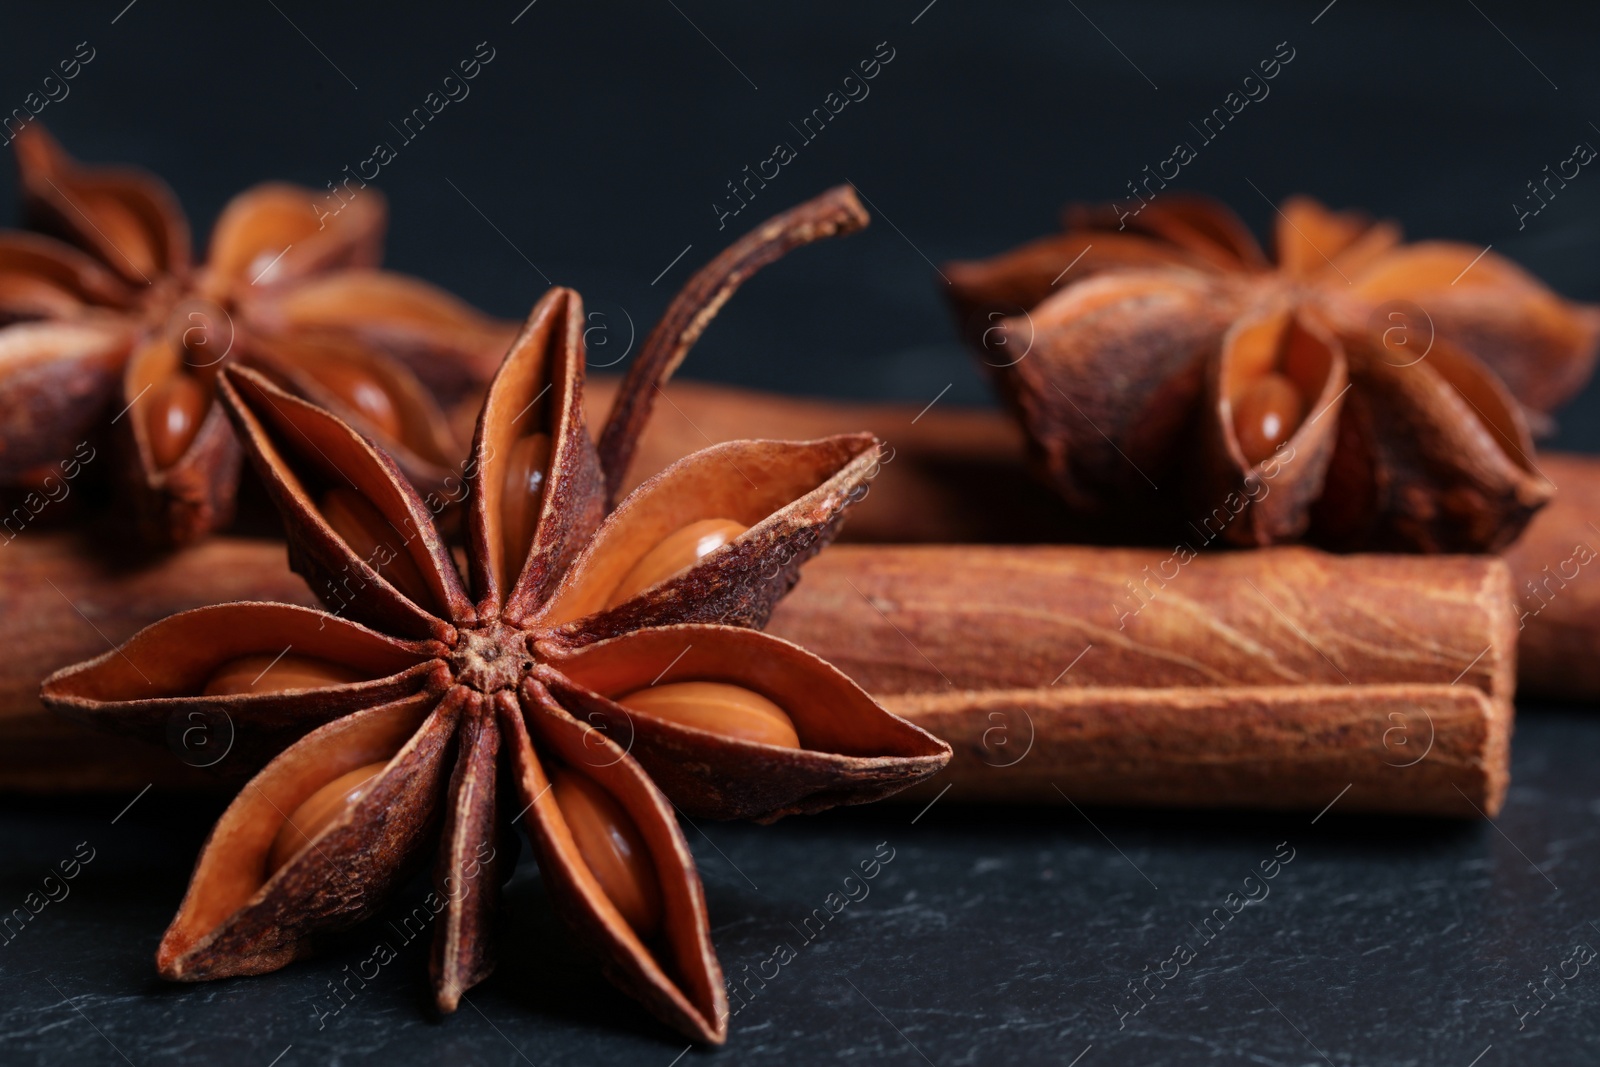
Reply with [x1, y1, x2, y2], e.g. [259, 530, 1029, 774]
[1, 706, 1595, 1066]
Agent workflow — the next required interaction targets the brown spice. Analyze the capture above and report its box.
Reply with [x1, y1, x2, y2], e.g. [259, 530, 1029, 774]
[768, 544, 1515, 818]
[585, 380, 1600, 710]
[38, 189, 950, 1044]
[0, 124, 513, 545]
[1503, 450, 1600, 700]
[887, 684, 1507, 818]
[1, 526, 1512, 817]
[942, 193, 1595, 551]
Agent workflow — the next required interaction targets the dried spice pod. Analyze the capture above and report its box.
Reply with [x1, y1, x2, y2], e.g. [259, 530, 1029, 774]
[944, 192, 1588, 551]
[41, 189, 949, 1043]
[0, 123, 514, 545]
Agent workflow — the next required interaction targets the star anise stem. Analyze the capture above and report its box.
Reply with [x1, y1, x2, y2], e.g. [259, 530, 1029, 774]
[599, 185, 870, 504]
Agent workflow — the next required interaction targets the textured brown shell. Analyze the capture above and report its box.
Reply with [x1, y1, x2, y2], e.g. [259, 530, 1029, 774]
[157, 688, 460, 979]
[205, 181, 385, 289]
[39, 186, 941, 1044]
[995, 269, 1242, 512]
[544, 434, 882, 640]
[1316, 332, 1551, 552]
[218, 366, 474, 639]
[0, 123, 516, 544]
[943, 192, 1589, 551]
[40, 601, 446, 768]
[240, 330, 462, 495]
[506, 682, 727, 1043]
[1197, 300, 1348, 546]
[120, 334, 243, 547]
[0, 232, 133, 319]
[0, 320, 131, 478]
[540, 624, 949, 820]
[243, 270, 520, 403]
[465, 286, 606, 620]
[14, 122, 191, 283]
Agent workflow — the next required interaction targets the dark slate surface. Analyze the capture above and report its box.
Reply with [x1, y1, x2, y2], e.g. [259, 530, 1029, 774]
[1, 709, 1596, 1065]
[3, 1, 1600, 1064]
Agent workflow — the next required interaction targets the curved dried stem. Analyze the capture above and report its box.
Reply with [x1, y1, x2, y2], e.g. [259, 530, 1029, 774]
[598, 185, 869, 503]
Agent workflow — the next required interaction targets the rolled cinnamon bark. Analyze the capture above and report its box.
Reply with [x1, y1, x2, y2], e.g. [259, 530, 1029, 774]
[769, 546, 1515, 702]
[581, 376, 1086, 544]
[1504, 450, 1600, 700]
[766, 545, 1515, 818]
[0, 531, 1513, 816]
[0, 532, 313, 791]
[884, 685, 1507, 818]
[591, 378, 1599, 702]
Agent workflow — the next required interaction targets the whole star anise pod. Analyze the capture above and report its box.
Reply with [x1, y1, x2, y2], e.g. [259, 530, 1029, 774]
[41, 187, 950, 1043]
[945, 193, 1600, 551]
[0, 123, 513, 545]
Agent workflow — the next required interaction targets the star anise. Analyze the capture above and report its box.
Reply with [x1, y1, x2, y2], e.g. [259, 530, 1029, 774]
[41, 187, 950, 1043]
[945, 193, 1600, 551]
[0, 123, 513, 545]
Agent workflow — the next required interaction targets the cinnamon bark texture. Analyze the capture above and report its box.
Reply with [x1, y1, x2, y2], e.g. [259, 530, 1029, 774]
[767, 546, 1515, 818]
[884, 685, 1506, 818]
[3, 533, 1512, 816]
[768, 546, 1515, 702]
[1504, 451, 1600, 700]
[591, 380, 1600, 705]
[0, 532, 312, 791]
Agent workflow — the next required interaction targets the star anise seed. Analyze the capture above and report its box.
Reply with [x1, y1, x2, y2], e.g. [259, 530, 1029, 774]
[42, 187, 951, 1043]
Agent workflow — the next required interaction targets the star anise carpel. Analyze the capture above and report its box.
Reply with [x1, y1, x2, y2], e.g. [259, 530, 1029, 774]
[41, 186, 950, 1044]
[0, 123, 513, 545]
[945, 193, 1600, 551]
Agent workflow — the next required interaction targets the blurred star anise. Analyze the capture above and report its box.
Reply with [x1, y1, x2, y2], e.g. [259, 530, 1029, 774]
[945, 193, 1600, 551]
[0, 123, 513, 545]
[42, 188, 950, 1043]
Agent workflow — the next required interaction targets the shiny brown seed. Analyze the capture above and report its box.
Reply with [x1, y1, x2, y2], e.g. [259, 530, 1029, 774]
[619, 682, 801, 749]
[267, 761, 389, 875]
[146, 372, 208, 469]
[1232, 372, 1304, 467]
[203, 652, 365, 696]
[551, 767, 662, 938]
[500, 432, 552, 584]
[320, 487, 434, 606]
[306, 362, 404, 442]
[606, 519, 748, 607]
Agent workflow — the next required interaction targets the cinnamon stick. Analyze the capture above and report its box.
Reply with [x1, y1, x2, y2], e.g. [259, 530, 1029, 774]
[0, 532, 1512, 816]
[769, 545, 1514, 702]
[0, 533, 313, 791]
[580, 376, 1086, 544]
[590, 377, 1599, 702]
[1503, 450, 1600, 700]
[766, 545, 1514, 818]
[884, 685, 1506, 818]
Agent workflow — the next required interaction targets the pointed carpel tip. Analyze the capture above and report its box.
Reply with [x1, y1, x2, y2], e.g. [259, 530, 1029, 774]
[215, 362, 274, 413]
[683, 1008, 729, 1046]
[11, 121, 57, 174]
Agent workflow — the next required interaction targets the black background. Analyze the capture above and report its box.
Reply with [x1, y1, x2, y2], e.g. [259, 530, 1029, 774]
[3, 2, 1600, 1064]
